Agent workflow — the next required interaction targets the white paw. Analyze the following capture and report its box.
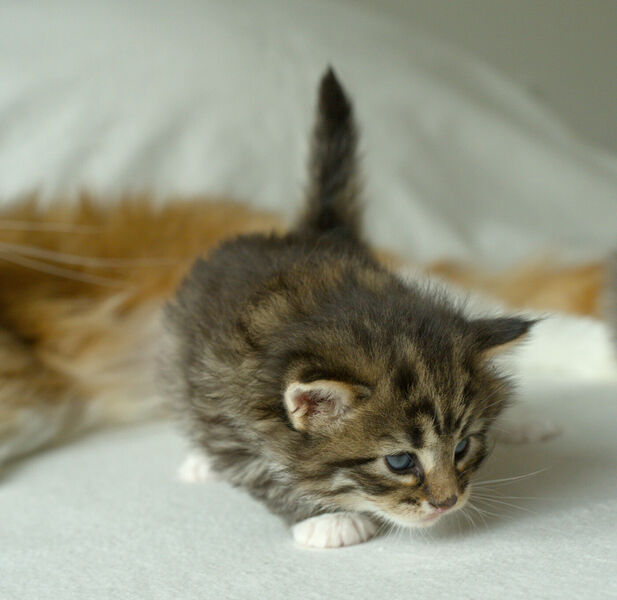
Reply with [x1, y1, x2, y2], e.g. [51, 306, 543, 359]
[177, 450, 220, 483]
[495, 421, 562, 444]
[292, 513, 376, 549]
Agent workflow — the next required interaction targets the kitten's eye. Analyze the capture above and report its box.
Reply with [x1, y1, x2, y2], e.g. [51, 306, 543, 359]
[454, 438, 469, 460]
[385, 453, 417, 474]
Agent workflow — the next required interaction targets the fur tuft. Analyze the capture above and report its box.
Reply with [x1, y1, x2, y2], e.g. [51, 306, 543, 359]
[300, 67, 362, 238]
[607, 251, 617, 347]
[470, 316, 537, 353]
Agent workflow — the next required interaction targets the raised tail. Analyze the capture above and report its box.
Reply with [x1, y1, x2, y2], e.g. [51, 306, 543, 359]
[299, 68, 363, 239]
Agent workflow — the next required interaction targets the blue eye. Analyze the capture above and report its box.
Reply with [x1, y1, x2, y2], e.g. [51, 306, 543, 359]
[385, 453, 416, 474]
[454, 438, 469, 459]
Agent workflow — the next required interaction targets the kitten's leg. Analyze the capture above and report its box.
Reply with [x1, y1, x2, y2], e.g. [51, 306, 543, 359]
[177, 450, 220, 483]
[292, 513, 377, 549]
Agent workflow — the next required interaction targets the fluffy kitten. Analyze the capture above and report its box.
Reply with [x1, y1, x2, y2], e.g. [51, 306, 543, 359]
[162, 69, 538, 548]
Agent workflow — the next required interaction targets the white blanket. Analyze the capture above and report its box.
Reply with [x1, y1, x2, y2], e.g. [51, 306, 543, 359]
[1, 1, 616, 598]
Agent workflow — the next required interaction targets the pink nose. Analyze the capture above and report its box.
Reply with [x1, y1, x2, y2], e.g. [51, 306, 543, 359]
[428, 495, 458, 511]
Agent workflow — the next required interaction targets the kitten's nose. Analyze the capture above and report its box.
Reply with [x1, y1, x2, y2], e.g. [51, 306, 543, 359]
[428, 495, 458, 511]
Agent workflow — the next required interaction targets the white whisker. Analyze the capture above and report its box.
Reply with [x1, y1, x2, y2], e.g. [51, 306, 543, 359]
[472, 496, 537, 515]
[0, 250, 128, 288]
[472, 491, 543, 501]
[466, 501, 502, 520]
[465, 502, 490, 528]
[0, 241, 180, 268]
[462, 506, 479, 531]
[459, 507, 476, 531]
[474, 468, 548, 487]
[0, 220, 100, 233]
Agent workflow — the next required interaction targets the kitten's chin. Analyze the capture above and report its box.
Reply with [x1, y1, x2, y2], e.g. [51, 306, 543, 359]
[372, 510, 446, 530]
[414, 512, 447, 528]
[400, 513, 445, 529]
[402, 510, 455, 529]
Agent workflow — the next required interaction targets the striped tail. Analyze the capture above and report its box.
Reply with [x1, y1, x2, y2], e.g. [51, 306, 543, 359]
[299, 68, 362, 239]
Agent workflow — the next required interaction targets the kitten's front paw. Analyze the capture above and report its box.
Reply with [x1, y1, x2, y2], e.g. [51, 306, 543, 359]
[292, 513, 376, 549]
[495, 421, 562, 444]
[177, 450, 220, 483]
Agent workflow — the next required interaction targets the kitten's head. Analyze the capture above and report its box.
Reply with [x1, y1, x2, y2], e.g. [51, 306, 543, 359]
[279, 298, 533, 528]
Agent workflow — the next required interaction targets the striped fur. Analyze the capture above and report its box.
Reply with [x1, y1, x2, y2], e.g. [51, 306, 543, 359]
[162, 69, 534, 536]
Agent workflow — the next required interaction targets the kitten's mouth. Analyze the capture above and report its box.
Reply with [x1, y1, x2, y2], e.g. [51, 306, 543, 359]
[418, 501, 463, 526]
[382, 505, 457, 529]
[418, 509, 450, 525]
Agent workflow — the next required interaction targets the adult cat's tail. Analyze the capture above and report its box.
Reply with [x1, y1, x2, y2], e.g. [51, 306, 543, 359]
[607, 251, 617, 347]
[299, 68, 362, 239]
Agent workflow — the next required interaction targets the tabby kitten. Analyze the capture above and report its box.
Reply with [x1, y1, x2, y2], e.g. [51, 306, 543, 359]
[163, 69, 536, 549]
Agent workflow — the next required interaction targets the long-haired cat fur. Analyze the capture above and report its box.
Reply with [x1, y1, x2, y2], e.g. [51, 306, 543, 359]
[0, 197, 283, 463]
[0, 69, 615, 547]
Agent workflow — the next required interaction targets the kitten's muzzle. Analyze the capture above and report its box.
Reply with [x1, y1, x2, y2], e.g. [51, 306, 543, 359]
[427, 494, 458, 511]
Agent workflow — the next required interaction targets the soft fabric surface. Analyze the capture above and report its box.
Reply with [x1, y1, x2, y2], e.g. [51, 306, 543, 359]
[2, 380, 616, 599]
[1, 1, 617, 598]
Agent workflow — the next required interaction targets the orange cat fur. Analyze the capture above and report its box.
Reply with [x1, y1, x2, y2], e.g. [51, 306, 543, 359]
[428, 259, 605, 317]
[0, 194, 284, 463]
[0, 194, 608, 464]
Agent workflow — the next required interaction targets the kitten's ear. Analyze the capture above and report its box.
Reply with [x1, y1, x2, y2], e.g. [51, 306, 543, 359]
[470, 316, 537, 355]
[284, 380, 355, 432]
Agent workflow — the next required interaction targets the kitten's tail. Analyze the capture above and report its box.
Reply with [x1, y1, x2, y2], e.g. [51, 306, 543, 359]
[299, 68, 362, 239]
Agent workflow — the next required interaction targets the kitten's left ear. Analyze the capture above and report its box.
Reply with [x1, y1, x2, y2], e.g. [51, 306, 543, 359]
[283, 380, 356, 432]
[469, 316, 537, 355]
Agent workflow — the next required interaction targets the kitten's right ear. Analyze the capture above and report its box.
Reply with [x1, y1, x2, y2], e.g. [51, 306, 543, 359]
[283, 380, 355, 433]
[469, 316, 537, 355]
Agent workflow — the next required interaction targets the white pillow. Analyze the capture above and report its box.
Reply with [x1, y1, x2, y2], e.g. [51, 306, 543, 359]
[1, 0, 616, 265]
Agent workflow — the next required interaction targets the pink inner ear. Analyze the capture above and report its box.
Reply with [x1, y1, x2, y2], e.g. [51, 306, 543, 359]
[292, 390, 335, 417]
[285, 381, 351, 429]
